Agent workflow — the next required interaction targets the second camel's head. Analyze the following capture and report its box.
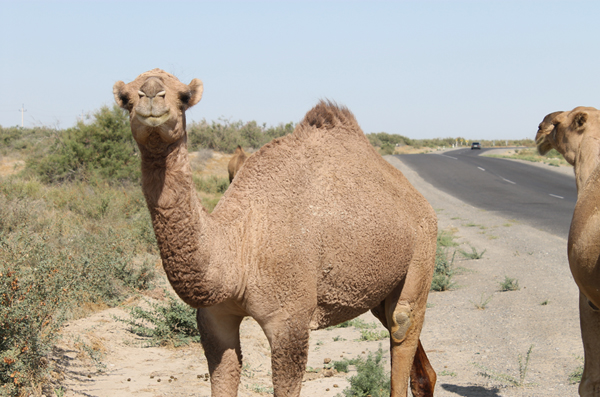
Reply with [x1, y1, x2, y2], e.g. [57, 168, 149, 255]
[113, 69, 203, 147]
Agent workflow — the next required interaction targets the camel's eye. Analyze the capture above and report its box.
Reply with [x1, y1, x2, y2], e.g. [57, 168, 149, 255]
[138, 91, 146, 98]
[157, 91, 166, 98]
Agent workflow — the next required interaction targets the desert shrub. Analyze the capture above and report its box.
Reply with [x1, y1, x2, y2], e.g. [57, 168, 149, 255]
[341, 346, 390, 397]
[188, 118, 294, 153]
[26, 105, 140, 184]
[367, 132, 412, 148]
[379, 143, 395, 156]
[119, 294, 200, 347]
[432, 234, 457, 291]
[0, 177, 157, 396]
[0, 126, 56, 157]
[358, 330, 389, 341]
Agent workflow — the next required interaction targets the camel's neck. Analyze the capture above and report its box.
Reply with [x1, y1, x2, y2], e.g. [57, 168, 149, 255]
[574, 136, 600, 194]
[139, 138, 232, 307]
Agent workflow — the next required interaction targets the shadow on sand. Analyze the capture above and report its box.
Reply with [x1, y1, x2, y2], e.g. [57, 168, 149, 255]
[441, 383, 502, 397]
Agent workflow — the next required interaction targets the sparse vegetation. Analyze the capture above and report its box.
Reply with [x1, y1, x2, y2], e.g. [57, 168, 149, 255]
[474, 345, 534, 387]
[117, 293, 201, 347]
[460, 245, 487, 260]
[486, 147, 570, 167]
[358, 330, 390, 342]
[339, 346, 391, 397]
[432, 230, 459, 291]
[470, 293, 494, 310]
[568, 356, 584, 384]
[499, 276, 520, 291]
[327, 318, 378, 330]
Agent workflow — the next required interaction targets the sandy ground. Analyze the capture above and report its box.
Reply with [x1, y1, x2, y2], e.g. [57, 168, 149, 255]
[49, 151, 583, 397]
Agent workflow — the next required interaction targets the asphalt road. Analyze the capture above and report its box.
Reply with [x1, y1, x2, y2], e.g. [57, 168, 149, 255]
[396, 148, 577, 238]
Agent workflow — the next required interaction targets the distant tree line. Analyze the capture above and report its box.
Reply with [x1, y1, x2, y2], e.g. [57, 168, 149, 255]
[0, 105, 534, 185]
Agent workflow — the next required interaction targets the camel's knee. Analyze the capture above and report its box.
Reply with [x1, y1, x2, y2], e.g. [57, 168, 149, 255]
[390, 303, 413, 343]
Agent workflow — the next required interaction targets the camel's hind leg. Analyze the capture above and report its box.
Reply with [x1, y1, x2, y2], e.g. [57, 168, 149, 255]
[371, 242, 436, 395]
[196, 306, 244, 397]
[579, 292, 600, 397]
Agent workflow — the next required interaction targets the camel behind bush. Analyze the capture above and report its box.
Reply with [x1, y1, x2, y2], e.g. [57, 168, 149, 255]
[114, 68, 437, 397]
[227, 145, 248, 183]
[536, 107, 600, 396]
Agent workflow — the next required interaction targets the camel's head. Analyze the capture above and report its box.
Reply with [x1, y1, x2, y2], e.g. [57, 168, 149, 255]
[113, 69, 203, 146]
[535, 111, 563, 156]
[537, 107, 600, 166]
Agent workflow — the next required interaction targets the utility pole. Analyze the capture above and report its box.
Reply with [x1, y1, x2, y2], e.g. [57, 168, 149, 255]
[19, 104, 27, 127]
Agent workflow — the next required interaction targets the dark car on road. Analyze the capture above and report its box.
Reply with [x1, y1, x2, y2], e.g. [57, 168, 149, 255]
[471, 142, 481, 150]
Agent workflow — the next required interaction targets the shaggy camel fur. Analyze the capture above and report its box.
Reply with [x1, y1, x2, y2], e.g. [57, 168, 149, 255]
[114, 69, 438, 397]
[536, 107, 600, 396]
[228, 145, 248, 183]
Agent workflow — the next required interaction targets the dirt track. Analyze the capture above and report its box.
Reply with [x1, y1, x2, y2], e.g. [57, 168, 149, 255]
[53, 154, 583, 396]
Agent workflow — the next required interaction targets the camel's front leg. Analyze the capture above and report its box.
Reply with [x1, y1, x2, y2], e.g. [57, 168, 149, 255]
[261, 316, 311, 397]
[579, 292, 600, 397]
[197, 306, 244, 397]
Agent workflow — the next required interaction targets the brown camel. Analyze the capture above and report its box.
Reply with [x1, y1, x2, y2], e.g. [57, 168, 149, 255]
[113, 68, 437, 397]
[228, 145, 248, 183]
[536, 107, 600, 396]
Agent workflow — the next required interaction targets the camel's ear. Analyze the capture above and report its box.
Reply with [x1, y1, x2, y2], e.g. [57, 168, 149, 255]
[113, 81, 132, 111]
[180, 78, 203, 109]
[573, 112, 588, 129]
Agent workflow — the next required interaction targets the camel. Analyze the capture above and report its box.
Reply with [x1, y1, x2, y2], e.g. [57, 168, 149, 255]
[536, 107, 600, 396]
[228, 145, 248, 183]
[113, 68, 438, 397]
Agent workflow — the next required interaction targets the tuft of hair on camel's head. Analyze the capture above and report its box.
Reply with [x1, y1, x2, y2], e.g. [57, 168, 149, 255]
[112, 68, 203, 147]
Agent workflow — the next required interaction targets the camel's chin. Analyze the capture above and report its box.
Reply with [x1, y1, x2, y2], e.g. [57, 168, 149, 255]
[137, 114, 170, 127]
[536, 141, 552, 156]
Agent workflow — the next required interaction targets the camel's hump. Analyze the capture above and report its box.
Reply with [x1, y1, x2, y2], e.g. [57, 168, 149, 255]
[294, 100, 363, 139]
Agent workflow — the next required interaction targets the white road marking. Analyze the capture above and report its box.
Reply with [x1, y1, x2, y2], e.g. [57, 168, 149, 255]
[478, 167, 485, 171]
[502, 178, 516, 184]
[549, 194, 564, 199]
[432, 153, 458, 160]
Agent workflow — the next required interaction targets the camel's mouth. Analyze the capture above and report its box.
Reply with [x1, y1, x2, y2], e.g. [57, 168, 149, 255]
[536, 136, 552, 155]
[136, 113, 171, 127]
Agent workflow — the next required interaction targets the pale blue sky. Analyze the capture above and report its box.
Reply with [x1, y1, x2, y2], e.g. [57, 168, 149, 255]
[1, 1, 599, 140]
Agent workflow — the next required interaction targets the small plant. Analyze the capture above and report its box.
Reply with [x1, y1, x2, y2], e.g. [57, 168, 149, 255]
[540, 300, 549, 306]
[470, 293, 493, 310]
[327, 318, 377, 330]
[358, 329, 390, 341]
[431, 249, 456, 291]
[459, 245, 486, 260]
[499, 276, 520, 291]
[341, 345, 391, 397]
[568, 356, 584, 384]
[438, 370, 457, 377]
[246, 383, 274, 394]
[117, 293, 201, 347]
[474, 345, 534, 387]
[333, 335, 346, 342]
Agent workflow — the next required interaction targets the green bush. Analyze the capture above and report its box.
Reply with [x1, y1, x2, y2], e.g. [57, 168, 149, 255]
[0, 177, 157, 396]
[342, 346, 391, 397]
[26, 105, 140, 184]
[119, 294, 200, 347]
[188, 118, 294, 153]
